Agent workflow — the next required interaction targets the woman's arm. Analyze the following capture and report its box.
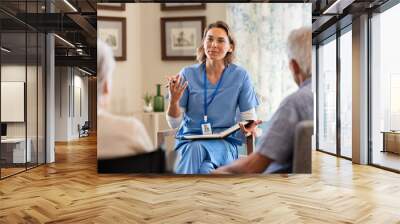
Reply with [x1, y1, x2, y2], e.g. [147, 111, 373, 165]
[240, 108, 257, 121]
[166, 107, 185, 129]
[240, 108, 262, 137]
[167, 100, 181, 118]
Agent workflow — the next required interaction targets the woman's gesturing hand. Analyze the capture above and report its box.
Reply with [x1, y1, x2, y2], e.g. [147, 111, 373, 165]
[167, 74, 188, 105]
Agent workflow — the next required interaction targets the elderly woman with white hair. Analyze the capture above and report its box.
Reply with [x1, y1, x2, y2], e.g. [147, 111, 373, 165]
[97, 40, 154, 163]
[214, 27, 313, 174]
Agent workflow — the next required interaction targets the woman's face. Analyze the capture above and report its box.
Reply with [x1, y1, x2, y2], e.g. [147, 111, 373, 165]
[203, 27, 233, 62]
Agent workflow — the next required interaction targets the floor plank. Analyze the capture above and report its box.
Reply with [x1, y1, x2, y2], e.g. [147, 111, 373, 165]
[0, 135, 399, 223]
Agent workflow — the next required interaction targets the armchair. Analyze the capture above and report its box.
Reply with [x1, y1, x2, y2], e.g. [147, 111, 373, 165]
[292, 120, 313, 173]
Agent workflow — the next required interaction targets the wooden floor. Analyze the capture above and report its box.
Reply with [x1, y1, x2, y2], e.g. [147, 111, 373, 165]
[0, 167, 25, 178]
[1, 135, 400, 223]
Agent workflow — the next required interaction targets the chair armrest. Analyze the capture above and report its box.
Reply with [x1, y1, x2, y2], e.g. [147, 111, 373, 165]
[293, 120, 313, 173]
[244, 124, 263, 155]
[157, 129, 178, 172]
[157, 129, 177, 148]
[246, 133, 255, 155]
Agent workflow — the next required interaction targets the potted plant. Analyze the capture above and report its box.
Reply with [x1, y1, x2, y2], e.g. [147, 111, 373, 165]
[143, 93, 153, 112]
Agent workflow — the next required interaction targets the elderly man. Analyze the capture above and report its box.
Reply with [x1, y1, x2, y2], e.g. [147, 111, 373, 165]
[214, 27, 313, 174]
[97, 40, 154, 161]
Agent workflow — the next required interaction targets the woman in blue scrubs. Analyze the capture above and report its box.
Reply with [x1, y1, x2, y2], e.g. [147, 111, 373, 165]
[167, 21, 259, 174]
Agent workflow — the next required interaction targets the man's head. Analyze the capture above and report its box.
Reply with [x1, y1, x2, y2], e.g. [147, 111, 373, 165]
[97, 40, 115, 107]
[286, 27, 311, 86]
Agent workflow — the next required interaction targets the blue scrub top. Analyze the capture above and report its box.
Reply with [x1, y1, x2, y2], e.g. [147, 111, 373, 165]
[176, 63, 259, 146]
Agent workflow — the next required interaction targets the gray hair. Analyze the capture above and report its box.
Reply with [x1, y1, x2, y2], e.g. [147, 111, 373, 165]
[97, 39, 115, 97]
[286, 27, 312, 78]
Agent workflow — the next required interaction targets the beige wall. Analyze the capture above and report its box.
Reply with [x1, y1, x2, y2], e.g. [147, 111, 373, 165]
[98, 3, 227, 117]
[98, 4, 143, 116]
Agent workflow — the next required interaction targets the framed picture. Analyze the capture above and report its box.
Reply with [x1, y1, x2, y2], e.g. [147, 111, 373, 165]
[97, 3, 125, 11]
[161, 17, 206, 60]
[161, 3, 206, 11]
[98, 16, 126, 61]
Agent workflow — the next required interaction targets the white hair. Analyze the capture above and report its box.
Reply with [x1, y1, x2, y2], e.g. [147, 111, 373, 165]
[286, 27, 312, 78]
[97, 39, 115, 97]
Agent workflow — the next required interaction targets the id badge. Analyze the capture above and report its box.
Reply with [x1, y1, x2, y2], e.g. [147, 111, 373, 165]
[201, 123, 212, 135]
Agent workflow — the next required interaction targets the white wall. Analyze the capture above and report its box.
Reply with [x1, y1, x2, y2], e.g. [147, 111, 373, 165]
[72, 74, 89, 138]
[1, 65, 36, 138]
[1, 64, 45, 163]
[55, 67, 69, 141]
[54, 67, 89, 141]
[98, 3, 227, 118]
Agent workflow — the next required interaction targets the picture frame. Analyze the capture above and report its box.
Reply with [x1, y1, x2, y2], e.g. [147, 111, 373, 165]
[161, 16, 206, 61]
[97, 3, 125, 11]
[98, 16, 127, 61]
[161, 3, 206, 11]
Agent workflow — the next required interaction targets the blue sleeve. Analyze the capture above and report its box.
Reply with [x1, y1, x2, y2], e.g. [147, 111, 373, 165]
[178, 68, 189, 109]
[238, 71, 259, 112]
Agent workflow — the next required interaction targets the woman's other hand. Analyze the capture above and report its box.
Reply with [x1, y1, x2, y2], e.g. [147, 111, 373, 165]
[167, 74, 188, 105]
[239, 120, 262, 136]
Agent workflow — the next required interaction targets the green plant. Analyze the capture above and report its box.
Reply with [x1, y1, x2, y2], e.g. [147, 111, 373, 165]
[143, 93, 153, 105]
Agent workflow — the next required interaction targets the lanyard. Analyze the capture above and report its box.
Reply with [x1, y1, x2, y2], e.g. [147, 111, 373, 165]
[203, 63, 227, 122]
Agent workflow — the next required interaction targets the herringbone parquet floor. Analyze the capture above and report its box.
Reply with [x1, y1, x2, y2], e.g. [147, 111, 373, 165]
[1, 135, 400, 223]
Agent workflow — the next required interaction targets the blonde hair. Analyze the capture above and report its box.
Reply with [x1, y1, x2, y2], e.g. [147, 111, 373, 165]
[287, 27, 312, 77]
[97, 40, 115, 97]
[196, 21, 236, 65]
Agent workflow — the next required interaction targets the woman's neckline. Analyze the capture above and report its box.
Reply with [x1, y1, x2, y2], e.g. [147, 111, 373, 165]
[204, 62, 229, 86]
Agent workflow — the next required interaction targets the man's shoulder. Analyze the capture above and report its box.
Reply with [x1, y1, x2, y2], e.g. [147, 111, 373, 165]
[286, 84, 312, 103]
[279, 83, 313, 120]
[99, 111, 143, 131]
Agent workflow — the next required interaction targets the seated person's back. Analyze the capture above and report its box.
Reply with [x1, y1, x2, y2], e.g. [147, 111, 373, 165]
[97, 40, 154, 160]
[214, 27, 313, 174]
[97, 109, 154, 160]
[258, 79, 312, 173]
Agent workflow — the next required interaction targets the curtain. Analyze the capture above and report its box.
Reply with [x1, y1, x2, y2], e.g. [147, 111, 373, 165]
[227, 3, 311, 120]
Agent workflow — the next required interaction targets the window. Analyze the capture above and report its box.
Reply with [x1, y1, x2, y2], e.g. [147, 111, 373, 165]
[339, 28, 352, 158]
[370, 2, 400, 171]
[227, 3, 311, 120]
[317, 36, 337, 154]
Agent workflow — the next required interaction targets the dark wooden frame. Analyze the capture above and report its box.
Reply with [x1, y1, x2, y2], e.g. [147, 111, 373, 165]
[161, 16, 206, 61]
[161, 3, 206, 11]
[97, 3, 125, 11]
[98, 16, 127, 61]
